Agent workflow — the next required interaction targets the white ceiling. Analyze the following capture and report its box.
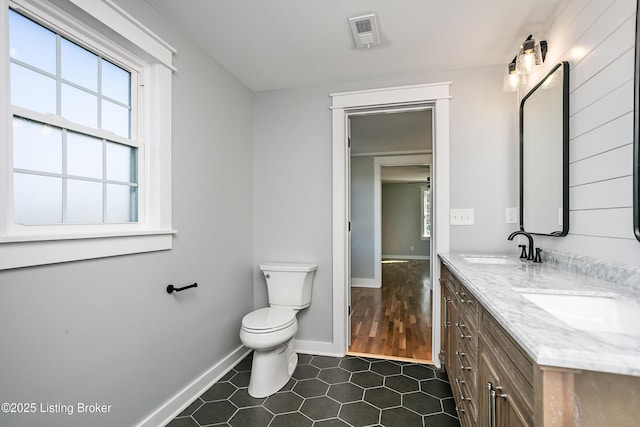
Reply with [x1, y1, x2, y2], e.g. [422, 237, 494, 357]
[145, 0, 567, 92]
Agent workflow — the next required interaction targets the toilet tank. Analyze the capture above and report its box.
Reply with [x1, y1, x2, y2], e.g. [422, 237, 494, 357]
[260, 262, 317, 310]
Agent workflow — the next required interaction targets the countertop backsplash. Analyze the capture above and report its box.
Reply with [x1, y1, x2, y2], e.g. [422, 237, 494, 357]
[542, 249, 640, 291]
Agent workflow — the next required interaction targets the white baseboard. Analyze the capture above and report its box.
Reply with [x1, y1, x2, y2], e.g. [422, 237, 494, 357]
[382, 255, 430, 260]
[350, 277, 381, 288]
[136, 345, 250, 427]
[294, 339, 344, 358]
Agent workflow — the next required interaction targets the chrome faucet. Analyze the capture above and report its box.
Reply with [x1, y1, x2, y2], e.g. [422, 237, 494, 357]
[507, 230, 535, 261]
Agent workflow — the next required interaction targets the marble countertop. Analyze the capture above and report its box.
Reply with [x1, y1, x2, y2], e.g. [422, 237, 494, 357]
[439, 252, 640, 377]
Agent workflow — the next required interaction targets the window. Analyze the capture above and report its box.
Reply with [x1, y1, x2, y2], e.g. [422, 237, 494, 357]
[0, 0, 175, 269]
[10, 9, 138, 225]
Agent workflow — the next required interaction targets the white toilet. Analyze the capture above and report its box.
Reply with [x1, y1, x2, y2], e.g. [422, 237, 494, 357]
[239, 262, 317, 398]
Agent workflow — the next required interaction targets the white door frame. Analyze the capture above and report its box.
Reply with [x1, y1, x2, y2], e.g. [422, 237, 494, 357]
[330, 83, 451, 365]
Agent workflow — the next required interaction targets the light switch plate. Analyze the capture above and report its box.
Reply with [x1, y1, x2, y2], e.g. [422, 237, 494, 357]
[450, 208, 475, 225]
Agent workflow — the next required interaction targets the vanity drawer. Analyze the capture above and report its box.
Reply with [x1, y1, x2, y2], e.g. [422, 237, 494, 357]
[481, 307, 533, 387]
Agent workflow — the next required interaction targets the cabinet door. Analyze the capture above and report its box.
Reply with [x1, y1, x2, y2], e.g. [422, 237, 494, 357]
[479, 347, 531, 427]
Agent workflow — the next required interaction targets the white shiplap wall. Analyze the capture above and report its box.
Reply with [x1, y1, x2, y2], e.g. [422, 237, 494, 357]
[520, 0, 640, 265]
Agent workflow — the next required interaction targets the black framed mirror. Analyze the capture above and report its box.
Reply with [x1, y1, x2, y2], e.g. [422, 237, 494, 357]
[519, 61, 570, 236]
[634, 0, 640, 241]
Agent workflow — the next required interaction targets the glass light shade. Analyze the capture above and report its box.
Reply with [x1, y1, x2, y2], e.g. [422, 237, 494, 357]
[503, 62, 526, 92]
[516, 38, 543, 75]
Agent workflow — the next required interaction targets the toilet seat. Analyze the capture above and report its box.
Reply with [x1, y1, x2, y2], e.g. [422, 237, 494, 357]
[241, 307, 296, 334]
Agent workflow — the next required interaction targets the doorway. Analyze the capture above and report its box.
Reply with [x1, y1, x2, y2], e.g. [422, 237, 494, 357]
[348, 110, 433, 362]
[330, 82, 451, 368]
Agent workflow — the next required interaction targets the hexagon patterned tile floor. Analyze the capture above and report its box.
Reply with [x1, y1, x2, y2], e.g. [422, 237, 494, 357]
[167, 353, 461, 427]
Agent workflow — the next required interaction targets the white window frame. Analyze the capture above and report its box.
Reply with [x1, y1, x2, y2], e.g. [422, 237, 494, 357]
[0, 0, 176, 269]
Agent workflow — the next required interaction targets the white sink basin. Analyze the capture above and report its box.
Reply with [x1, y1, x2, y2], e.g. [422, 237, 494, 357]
[462, 256, 515, 265]
[516, 289, 640, 336]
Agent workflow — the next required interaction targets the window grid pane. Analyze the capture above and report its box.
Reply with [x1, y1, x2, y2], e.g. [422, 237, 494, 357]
[8, 8, 137, 226]
[9, 9, 132, 136]
[12, 116, 137, 225]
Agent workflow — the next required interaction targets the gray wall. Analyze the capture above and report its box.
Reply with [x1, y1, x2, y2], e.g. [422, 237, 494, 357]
[0, 1, 255, 426]
[382, 183, 430, 257]
[350, 156, 375, 278]
[254, 65, 517, 346]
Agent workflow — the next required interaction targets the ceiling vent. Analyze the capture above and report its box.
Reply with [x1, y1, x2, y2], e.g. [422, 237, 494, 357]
[348, 13, 380, 48]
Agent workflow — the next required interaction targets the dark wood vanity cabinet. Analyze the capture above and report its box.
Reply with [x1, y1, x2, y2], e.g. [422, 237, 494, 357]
[440, 262, 640, 427]
[440, 265, 480, 426]
[441, 263, 533, 427]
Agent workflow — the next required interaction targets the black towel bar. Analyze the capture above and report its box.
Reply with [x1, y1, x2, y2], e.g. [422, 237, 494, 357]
[167, 283, 198, 294]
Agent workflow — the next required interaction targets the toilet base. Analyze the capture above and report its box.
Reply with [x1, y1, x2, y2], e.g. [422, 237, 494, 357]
[247, 339, 297, 398]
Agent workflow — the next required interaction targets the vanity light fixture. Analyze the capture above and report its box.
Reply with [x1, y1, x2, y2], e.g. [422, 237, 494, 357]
[516, 35, 548, 75]
[502, 35, 548, 92]
[503, 56, 526, 92]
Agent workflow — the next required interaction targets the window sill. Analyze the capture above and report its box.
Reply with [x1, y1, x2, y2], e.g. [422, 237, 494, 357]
[0, 229, 176, 270]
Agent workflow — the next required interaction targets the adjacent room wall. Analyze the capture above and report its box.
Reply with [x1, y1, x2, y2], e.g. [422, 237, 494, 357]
[350, 156, 376, 279]
[253, 65, 517, 349]
[0, 1, 255, 426]
[382, 183, 430, 258]
[527, 0, 640, 266]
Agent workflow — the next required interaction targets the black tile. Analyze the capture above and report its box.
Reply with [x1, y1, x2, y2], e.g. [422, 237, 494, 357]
[313, 418, 351, 427]
[338, 401, 381, 427]
[380, 407, 423, 427]
[201, 382, 237, 402]
[338, 357, 370, 372]
[370, 360, 402, 376]
[402, 391, 442, 415]
[310, 355, 341, 369]
[351, 371, 384, 388]
[318, 367, 351, 384]
[165, 417, 199, 427]
[219, 370, 235, 382]
[420, 378, 454, 398]
[327, 382, 364, 403]
[229, 371, 251, 388]
[264, 391, 303, 414]
[269, 412, 313, 427]
[403, 364, 436, 380]
[192, 401, 236, 425]
[292, 364, 320, 380]
[234, 354, 253, 372]
[168, 353, 459, 427]
[364, 386, 401, 409]
[280, 377, 297, 391]
[228, 406, 273, 427]
[176, 398, 203, 417]
[229, 388, 265, 408]
[292, 378, 329, 398]
[442, 396, 457, 417]
[424, 412, 462, 427]
[297, 353, 313, 364]
[385, 374, 420, 393]
[299, 396, 340, 420]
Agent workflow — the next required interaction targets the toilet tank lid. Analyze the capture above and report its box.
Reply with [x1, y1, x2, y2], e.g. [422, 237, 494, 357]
[259, 262, 318, 272]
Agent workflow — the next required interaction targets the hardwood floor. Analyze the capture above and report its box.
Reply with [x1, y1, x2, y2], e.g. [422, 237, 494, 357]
[349, 259, 432, 362]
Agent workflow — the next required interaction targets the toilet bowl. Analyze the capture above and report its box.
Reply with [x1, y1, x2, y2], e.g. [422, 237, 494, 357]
[240, 307, 299, 397]
[239, 262, 317, 398]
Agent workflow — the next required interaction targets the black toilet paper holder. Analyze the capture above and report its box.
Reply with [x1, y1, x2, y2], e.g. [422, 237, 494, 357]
[166, 282, 198, 294]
